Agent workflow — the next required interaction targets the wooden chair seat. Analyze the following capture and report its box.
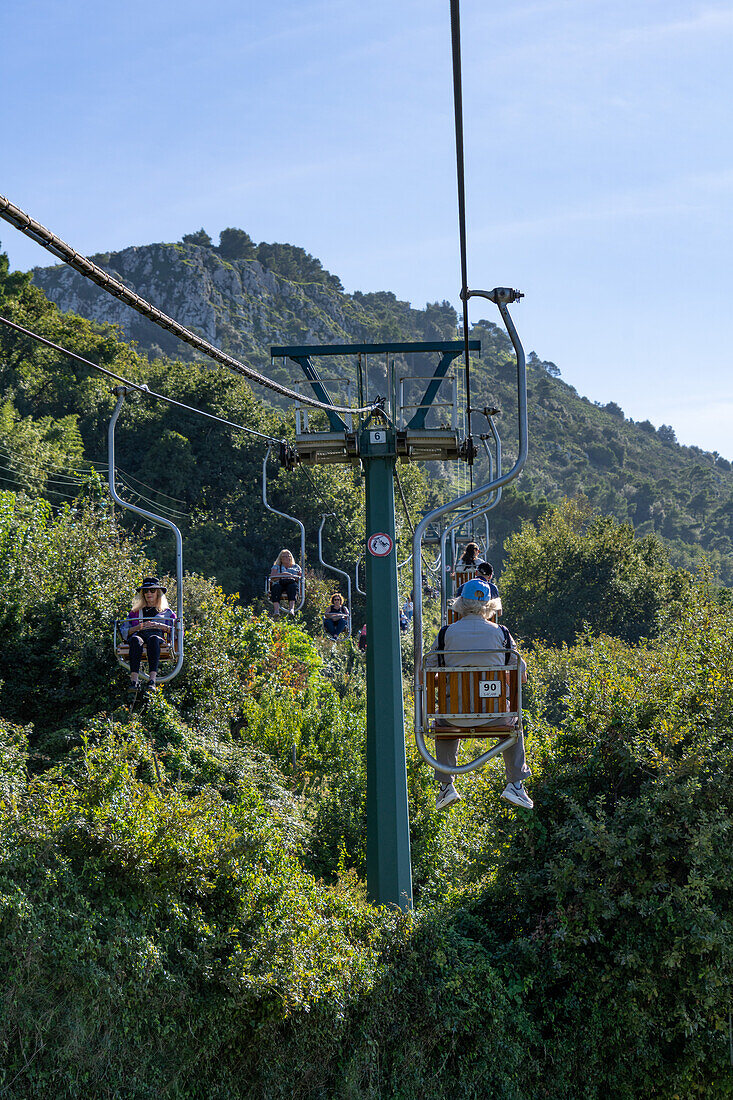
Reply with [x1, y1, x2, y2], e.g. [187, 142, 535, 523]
[448, 569, 478, 622]
[116, 643, 174, 660]
[114, 620, 176, 663]
[432, 722, 517, 740]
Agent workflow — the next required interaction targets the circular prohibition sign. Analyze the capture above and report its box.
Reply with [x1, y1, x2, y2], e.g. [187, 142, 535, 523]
[367, 532, 394, 557]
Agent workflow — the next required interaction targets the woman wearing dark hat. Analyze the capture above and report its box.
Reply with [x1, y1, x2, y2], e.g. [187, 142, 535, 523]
[122, 578, 176, 693]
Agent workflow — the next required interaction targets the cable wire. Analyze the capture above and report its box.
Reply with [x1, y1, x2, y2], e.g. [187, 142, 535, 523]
[0, 442, 189, 507]
[0, 315, 283, 444]
[449, 0, 472, 441]
[393, 466, 415, 536]
[116, 479, 189, 520]
[0, 195, 378, 416]
[299, 465, 357, 544]
[91, 461, 187, 505]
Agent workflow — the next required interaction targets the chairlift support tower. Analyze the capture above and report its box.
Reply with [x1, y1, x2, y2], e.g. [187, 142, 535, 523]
[271, 319, 522, 913]
[272, 340, 477, 911]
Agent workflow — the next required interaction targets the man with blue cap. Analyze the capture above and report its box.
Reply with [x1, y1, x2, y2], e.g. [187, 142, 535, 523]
[425, 578, 532, 811]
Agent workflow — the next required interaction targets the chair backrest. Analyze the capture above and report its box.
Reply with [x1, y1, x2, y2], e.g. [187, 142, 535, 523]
[453, 567, 478, 588]
[425, 665, 519, 722]
[444, 572, 497, 624]
[447, 568, 477, 624]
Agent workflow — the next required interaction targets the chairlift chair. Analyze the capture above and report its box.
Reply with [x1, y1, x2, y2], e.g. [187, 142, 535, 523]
[262, 445, 306, 610]
[412, 288, 527, 777]
[424, 646, 521, 773]
[108, 387, 184, 683]
[441, 414, 503, 624]
[318, 513, 353, 634]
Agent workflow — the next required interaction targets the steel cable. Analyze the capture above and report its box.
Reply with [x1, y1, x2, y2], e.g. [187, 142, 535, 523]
[0, 316, 283, 444]
[0, 194, 377, 416]
[449, 0, 472, 442]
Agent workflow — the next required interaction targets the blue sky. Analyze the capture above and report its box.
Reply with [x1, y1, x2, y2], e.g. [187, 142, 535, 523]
[2, 0, 732, 456]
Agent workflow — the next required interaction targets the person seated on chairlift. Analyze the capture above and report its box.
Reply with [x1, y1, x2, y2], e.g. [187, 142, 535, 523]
[323, 592, 349, 639]
[451, 541, 484, 577]
[424, 578, 531, 812]
[420, 573, 436, 599]
[122, 577, 176, 694]
[456, 562, 501, 615]
[269, 548, 302, 617]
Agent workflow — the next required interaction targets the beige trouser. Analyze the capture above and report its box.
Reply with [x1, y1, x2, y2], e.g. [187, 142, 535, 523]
[434, 722, 530, 786]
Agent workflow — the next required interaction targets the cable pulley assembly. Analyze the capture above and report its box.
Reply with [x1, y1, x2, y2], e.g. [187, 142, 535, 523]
[278, 440, 299, 470]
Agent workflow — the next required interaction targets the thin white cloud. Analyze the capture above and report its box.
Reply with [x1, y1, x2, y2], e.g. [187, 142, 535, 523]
[618, 5, 733, 45]
[459, 167, 733, 244]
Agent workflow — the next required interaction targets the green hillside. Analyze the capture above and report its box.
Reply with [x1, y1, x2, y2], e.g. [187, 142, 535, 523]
[28, 230, 733, 585]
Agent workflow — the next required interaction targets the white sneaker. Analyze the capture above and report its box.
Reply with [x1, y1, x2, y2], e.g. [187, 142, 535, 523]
[501, 782, 534, 809]
[436, 782, 462, 811]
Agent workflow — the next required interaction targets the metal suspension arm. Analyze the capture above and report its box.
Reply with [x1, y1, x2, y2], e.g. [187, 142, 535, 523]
[263, 446, 306, 611]
[318, 514, 353, 633]
[412, 290, 527, 775]
[435, 415, 499, 620]
[109, 388, 184, 682]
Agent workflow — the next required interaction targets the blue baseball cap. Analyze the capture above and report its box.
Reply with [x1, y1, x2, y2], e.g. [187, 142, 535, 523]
[460, 579, 493, 602]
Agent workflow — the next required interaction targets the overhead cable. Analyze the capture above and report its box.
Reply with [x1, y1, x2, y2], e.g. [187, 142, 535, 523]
[0, 194, 377, 416]
[449, 0, 472, 441]
[0, 315, 282, 444]
[91, 461, 187, 505]
[116, 479, 189, 520]
[0, 443, 188, 506]
[393, 466, 415, 537]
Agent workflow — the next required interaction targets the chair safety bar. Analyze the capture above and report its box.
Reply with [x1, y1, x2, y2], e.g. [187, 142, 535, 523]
[412, 289, 527, 776]
[262, 445, 306, 611]
[108, 388, 184, 683]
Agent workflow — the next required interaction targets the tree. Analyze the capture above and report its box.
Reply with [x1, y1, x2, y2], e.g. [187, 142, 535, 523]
[255, 242, 343, 290]
[657, 423, 677, 444]
[422, 300, 457, 339]
[499, 498, 687, 645]
[217, 228, 255, 261]
[182, 229, 213, 247]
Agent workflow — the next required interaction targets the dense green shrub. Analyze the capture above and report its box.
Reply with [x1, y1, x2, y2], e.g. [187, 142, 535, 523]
[0, 547, 730, 1096]
[0, 491, 153, 738]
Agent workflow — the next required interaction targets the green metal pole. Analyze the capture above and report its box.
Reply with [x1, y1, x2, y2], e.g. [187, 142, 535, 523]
[361, 425, 413, 911]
